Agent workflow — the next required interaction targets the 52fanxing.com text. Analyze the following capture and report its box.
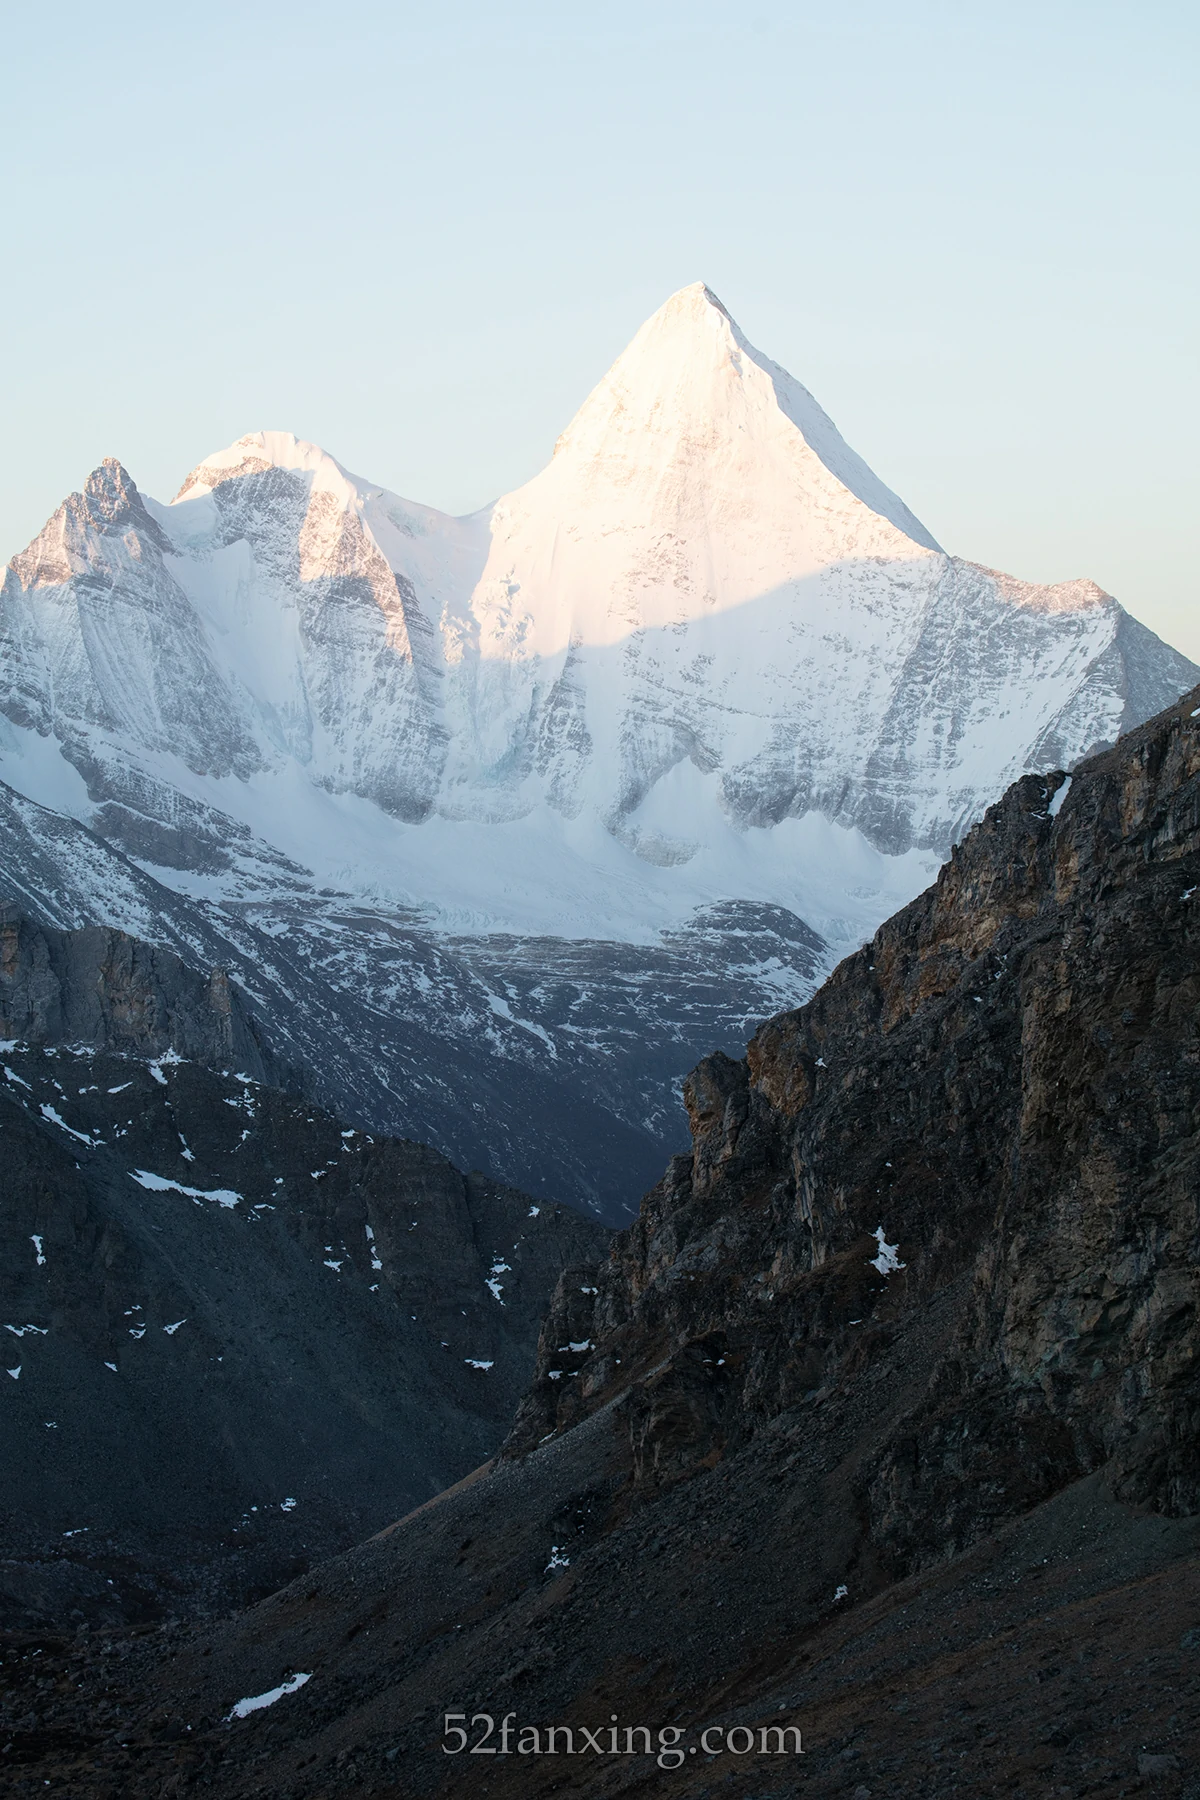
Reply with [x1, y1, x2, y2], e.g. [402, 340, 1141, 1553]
[442, 1711, 804, 1768]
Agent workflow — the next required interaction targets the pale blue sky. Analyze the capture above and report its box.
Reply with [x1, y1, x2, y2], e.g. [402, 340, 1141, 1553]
[4, 1, 1198, 652]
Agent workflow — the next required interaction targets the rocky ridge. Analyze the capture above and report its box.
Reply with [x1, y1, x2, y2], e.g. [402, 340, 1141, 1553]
[0, 777, 826, 1221]
[514, 683, 1200, 1538]
[209, 889, 830, 1221]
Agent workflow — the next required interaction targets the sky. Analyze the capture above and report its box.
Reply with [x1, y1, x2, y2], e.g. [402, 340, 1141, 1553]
[3, 1, 1198, 653]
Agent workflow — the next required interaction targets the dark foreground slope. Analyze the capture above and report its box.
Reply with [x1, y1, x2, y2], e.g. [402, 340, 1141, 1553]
[9, 688, 1200, 1796]
[0, 919, 607, 1626]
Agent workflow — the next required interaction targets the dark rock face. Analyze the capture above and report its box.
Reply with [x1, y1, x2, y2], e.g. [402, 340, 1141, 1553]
[0, 910, 277, 1080]
[0, 1025, 607, 1627]
[10, 686, 1200, 1798]
[512, 694, 1200, 1550]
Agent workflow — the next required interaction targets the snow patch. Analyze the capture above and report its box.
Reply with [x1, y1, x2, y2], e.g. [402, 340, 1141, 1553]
[869, 1228, 905, 1275]
[1047, 775, 1072, 818]
[226, 1672, 311, 1721]
[130, 1170, 241, 1208]
[39, 1103, 99, 1147]
[485, 1258, 511, 1304]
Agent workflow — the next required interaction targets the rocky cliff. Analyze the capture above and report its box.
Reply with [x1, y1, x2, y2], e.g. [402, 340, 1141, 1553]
[508, 686, 1200, 1557]
[0, 909, 278, 1080]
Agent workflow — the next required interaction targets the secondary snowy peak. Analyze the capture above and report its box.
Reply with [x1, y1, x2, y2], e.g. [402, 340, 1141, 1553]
[164, 428, 488, 636]
[9, 457, 171, 593]
[173, 430, 366, 505]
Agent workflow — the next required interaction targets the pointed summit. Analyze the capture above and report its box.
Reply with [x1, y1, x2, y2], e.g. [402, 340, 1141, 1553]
[471, 285, 941, 663]
[75, 457, 171, 545]
[642, 278, 733, 324]
[548, 283, 939, 556]
[8, 456, 169, 592]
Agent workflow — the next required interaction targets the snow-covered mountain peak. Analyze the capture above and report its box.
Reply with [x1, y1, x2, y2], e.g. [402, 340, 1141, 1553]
[173, 430, 366, 509]
[1, 285, 1196, 956]
[476, 285, 944, 665]
[9, 456, 169, 593]
[166, 429, 480, 579]
[543, 282, 940, 563]
[82, 455, 145, 519]
[1, 285, 1197, 1218]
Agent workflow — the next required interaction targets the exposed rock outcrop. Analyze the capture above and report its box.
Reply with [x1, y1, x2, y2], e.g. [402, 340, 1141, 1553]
[0, 910, 277, 1080]
[512, 691, 1200, 1558]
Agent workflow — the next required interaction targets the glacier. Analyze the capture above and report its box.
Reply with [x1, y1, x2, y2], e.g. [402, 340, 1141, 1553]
[1, 282, 1194, 1217]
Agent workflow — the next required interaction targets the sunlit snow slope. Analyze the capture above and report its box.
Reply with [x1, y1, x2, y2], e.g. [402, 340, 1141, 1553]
[1, 283, 1194, 1215]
